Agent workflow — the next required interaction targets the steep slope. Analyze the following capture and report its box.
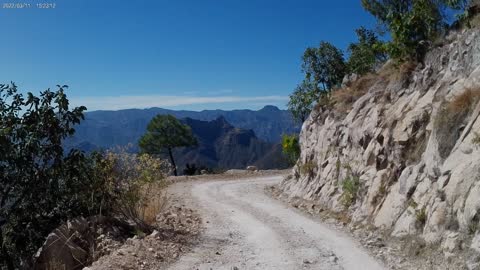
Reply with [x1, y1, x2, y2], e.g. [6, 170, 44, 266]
[280, 27, 480, 267]
[66, 106, 299, 150]
[174, 117, 289, 172]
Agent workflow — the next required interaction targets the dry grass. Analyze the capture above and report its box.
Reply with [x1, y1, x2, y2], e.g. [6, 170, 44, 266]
[300, 160, 317, 178]
[447, 87, 480, 113]
[46, 258, 65, 270]
[138, 183, 168, 225]
[332, 73, 378, 114]
[434, 87, 480, 159]
[323, 60, 416, 115]
[378, 60, 417, 84]
[141, 200, 166, 225]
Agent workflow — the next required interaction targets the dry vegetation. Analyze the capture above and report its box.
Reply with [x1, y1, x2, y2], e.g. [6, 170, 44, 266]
[332, 73, 378, 114]
[101, 147, 171, 231]
[329, 60, 417, 115]
[435, 87, 480, 159]
[447, 87, 480, 113]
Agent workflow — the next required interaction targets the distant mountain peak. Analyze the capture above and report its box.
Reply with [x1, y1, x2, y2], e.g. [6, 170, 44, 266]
[214, 115, 228, 123]
[260, 105, 280, 112]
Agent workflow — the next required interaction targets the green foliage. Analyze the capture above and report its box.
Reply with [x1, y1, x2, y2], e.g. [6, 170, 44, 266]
[0, 84, 97, 268]
[341, 176, 361, 207]
[289, 42, 345, 121]
[362, 0, 468, 61]
[139, 115, 197, 176]
[281, 134, 301, 166]
[287, 81, 321, 122]
[0, 84, 171, 268]
[347, 27, 387, 75]
[415, 206, 427, 226]
[472, 132, 480, 146]
[302, 41, 347, 91]
[299, 160, 317, 177]
[339, 163, 362, 207]
[409, 199, 419, 209]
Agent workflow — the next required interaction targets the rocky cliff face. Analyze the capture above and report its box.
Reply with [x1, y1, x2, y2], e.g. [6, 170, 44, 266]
[280, 27, 480, 262]
[175, 117, 289, 172]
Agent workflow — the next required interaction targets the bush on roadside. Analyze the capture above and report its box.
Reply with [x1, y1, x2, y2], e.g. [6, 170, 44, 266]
[281, 134, 301, 166]
[0, 84, 97, 269]
[97, 147, 171, 231]
[0, 84, 171, 269]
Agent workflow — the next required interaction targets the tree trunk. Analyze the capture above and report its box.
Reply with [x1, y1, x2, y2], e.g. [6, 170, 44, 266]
[168, 147, 177, 176]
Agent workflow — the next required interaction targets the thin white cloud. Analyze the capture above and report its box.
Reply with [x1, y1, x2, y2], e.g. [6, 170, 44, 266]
[71, 95, 288, 111]
[207, 89, 234, 95]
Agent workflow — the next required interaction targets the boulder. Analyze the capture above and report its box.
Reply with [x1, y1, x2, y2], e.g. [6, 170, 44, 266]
[33, 219, 90, 270]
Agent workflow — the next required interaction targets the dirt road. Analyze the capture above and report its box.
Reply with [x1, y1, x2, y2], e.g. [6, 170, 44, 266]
[167, 175, 385, 270]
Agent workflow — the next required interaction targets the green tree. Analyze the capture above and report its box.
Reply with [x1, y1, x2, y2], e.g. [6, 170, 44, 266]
[302, 41, 347, 91]
[347, 27, 387, 75]
[287, 81, 321, 122]
[138, 115, 197, 176]
[281, 134, 300, 166]
[362, 0, 468, 61]
[0, 84, 105, 268]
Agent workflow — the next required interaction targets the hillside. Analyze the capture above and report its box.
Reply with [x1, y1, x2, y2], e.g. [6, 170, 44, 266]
[174, 117, 289, 171]
[279, 27, 480, 269]
[66, 105, 299, 151]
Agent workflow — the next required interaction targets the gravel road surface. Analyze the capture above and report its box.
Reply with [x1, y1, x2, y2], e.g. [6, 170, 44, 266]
[167, 175, 385, 270]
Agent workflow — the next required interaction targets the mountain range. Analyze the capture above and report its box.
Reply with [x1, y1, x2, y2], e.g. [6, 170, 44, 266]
[67, 105, 299, 147]
[66, 105, 299, 172]
[174, 117, 289, 171]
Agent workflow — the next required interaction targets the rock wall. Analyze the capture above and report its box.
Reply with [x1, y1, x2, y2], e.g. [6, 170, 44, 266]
[280, 27, 480, 254]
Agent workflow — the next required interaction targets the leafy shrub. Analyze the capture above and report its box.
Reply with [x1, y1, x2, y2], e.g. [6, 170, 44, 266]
[339, 163, 363, 207]
[302, 41, 346, 91]
[0, 84, 99, 268]
[409, 199, 419, 209]
[341, 176, 361, 207]
[362, 0, 467, 61]
[287, 81, 322, 122]
[415, 207, 427, 227]
[0, 84, 171, 268]
[347, 27, 387, 75]
[281, 134, 301, 166]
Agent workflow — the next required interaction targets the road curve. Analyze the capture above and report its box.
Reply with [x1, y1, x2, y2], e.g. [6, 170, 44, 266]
[167, 175, 385, 270]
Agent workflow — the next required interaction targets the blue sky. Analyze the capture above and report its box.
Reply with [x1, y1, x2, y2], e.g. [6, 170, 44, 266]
[0, 0, 377, 111]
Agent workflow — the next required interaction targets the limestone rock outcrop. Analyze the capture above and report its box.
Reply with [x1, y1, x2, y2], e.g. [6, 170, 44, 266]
[280, 27, 480, 258]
